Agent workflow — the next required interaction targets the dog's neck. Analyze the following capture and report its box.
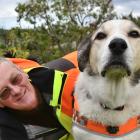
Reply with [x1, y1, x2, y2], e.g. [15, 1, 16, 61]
[75, 72, 137, 125]
[98, 76, 130, 109]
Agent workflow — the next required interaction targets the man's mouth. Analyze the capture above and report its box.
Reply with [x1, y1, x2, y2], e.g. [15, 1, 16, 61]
[16, 90, 26, 102]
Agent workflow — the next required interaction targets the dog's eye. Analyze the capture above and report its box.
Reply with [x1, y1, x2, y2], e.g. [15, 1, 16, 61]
[128, 30, 140, 38]
[95, 32, 106, 40]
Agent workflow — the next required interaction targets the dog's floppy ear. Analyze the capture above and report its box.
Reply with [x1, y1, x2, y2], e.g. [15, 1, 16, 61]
[77, 34, 92, 71]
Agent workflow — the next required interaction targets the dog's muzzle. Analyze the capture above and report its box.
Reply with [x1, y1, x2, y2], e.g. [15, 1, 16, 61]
[101, 61, 131, 77]
[101, 38, 131, 77]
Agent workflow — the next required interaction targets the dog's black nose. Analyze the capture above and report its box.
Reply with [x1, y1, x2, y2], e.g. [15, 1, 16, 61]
[109, 38, 127, 55]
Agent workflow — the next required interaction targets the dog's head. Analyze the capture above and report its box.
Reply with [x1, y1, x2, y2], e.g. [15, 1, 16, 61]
[78, 19, 140, 80]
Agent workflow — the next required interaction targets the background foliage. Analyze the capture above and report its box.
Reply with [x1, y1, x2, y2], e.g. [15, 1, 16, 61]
[0, 0, 140, 63]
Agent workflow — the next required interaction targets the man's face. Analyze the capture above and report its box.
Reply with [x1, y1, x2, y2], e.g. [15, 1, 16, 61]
[0, 61, 38, 111]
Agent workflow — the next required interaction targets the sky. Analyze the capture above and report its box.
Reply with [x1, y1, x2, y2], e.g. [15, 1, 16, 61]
[0, 0, 32, 29]
[113, 0, 140, 17]
[0, 0, 140, 29]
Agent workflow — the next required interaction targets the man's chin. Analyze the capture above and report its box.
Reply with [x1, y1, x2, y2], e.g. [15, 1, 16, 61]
[14, 99, 38, 111]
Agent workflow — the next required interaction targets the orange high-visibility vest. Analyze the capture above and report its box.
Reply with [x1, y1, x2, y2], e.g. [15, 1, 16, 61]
[7, 58, 41, 70]
[7, 57, 74, 140]
[61, 51, 79, 116]
[49, 51, 79, 136]
[7, 53, 79, 140]
[8, 53, 79, 122]
[48, 51, 79, 140]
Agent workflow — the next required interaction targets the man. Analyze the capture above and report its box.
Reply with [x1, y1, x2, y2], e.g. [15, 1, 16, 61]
[0, 51, 79, 140]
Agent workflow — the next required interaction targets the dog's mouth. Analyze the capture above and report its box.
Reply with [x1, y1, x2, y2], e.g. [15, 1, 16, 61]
[100, 103, 124, 111]
[101, 61, 131, 78]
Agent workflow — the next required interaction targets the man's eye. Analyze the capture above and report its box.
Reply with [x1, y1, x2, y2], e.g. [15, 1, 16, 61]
[12, 74, 23, 85]
[0, 88, 10, 100]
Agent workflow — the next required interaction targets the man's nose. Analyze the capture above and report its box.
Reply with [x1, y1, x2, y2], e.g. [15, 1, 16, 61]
[8, 85, 21, 96]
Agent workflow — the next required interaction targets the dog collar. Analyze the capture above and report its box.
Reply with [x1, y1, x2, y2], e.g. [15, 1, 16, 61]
[73, 110, 140, 136]
[73, 96, 140, 136]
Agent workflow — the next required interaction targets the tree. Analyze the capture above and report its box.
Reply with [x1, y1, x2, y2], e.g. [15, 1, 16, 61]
[122, 12, 140, 27]
[15, 0, 116, 61]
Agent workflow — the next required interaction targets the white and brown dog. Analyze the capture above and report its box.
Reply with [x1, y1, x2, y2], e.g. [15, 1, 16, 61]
[72, 19, 140, 140]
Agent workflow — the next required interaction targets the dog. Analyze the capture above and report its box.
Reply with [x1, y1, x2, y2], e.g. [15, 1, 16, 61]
[72, 19, 140, 140]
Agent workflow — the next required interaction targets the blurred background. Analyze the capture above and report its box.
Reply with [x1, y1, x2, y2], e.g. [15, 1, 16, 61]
[0, 0, 140, 63]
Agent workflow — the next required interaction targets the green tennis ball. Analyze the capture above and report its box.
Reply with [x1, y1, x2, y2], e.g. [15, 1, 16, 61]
[106, 67, 128, 79]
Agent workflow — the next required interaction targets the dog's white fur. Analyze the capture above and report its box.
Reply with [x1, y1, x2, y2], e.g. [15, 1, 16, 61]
[72, 20, 140, 140]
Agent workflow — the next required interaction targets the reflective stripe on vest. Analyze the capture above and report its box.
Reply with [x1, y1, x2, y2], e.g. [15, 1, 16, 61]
[49, 70, 74, 133]
[51, 70, 75, 140]
[50, 70, 65, 106]
[59, 133, 74, 140]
